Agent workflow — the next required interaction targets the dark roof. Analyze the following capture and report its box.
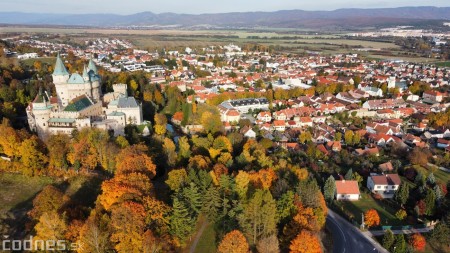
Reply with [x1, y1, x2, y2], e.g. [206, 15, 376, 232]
[371, 174, 401, 186]
[64, 95, 93, 112]
[117, 97, 139, 108]
[229, 98, 268, 107]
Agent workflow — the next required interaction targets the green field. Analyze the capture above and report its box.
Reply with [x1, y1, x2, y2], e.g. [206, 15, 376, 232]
[193, 222, 217, 253]
[341, 193, 407, 227]
[0, 172, 53, 214]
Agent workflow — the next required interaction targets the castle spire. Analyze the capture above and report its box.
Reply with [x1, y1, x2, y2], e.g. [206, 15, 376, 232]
[88, 57, 98, 75]
[53, 53, 69, 76]
[82, 64, 89, 79]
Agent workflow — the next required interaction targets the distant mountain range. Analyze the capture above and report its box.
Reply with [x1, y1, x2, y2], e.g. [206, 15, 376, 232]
[0, 6, 449, 29]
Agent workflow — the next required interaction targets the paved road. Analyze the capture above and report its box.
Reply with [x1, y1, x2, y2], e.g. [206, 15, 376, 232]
[326, 209, 388, 253]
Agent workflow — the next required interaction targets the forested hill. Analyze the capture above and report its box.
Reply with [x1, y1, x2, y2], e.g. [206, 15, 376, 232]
[0, 6, 449, 29]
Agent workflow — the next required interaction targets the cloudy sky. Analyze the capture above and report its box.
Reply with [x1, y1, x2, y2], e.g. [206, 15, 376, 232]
[0, 0, 449, 14]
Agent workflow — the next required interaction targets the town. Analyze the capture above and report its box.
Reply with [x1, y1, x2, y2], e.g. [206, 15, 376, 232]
[1, 8, 450, 253]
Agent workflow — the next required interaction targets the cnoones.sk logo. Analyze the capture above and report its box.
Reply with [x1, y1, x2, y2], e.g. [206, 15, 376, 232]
[1, 236, 82, 251]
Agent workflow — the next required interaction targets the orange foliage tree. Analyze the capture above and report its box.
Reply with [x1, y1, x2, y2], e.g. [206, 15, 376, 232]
[289, 231, 322, 253]
[217, 230, 249, 253]
[409, 233, 426, 251]
[364, 209, 381, 228]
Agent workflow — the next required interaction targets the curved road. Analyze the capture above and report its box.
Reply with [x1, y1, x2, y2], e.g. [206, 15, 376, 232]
[326, 210, 388, 253]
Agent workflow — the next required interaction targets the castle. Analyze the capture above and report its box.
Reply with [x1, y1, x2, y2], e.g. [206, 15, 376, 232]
[27, 55, 143, 139]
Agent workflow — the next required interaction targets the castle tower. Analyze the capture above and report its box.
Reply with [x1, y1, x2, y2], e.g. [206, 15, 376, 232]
[52, 54, 70, 106]
[52, 54, 70, 84]
[30, 89, 52, 139]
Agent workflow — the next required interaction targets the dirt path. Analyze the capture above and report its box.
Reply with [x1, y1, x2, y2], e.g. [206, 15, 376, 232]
[188, 218, 208, 253]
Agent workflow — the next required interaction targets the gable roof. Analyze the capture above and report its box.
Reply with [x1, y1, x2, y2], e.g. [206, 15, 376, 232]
[335, 180, 360, 195]
[370, 174, 401, 186]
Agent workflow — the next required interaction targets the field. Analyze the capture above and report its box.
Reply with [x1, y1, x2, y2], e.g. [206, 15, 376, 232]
[1, 26, 445, 63]
[0, 172, 53, 214]
[340, 192, 407, 227]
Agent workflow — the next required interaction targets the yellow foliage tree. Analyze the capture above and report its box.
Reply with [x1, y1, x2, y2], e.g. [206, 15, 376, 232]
[218, 230, 249, 253]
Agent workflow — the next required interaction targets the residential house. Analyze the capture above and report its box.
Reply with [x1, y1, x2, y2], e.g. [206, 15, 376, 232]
[273, 120, 286, 132]
[257, 111, 272, 122]
[378, 161, 394, 172]
[422, 90, 443, 103]
[367, 174, 401, 199]
[335, 180, 361, 201]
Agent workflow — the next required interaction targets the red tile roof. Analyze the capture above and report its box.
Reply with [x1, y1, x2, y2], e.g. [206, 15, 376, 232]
[335, 180, 360, 195]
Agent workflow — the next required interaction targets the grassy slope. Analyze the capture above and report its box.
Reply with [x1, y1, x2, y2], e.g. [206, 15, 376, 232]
[0, 173, 53, 214]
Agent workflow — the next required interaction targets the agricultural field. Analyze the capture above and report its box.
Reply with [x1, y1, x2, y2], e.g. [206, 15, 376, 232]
[0, 26, 403, 57]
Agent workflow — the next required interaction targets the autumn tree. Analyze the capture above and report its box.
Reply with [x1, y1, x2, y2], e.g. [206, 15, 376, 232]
[256, 235, 280, 253]
[47, 134, 70, 170]
[344, 130, 354, 145]
[201, 111, 223, 134]
[17, 135, 48, 175]
[110, 201, 146, 253]
[409, 233, 426, 251]
[163, 137, 177, 167]
[154, 113, 167, 135]
[289, 231, 322, 253]
[364, 209, 380, 228]
[29, 185, 67, 221]
[217, 230, 249, 253]
[166, 169, 188, 192]
[33, 211, 67, 249]
[177, 136, 191, 161]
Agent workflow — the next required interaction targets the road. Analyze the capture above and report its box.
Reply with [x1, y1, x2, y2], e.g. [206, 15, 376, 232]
[326, 209, 388, 253]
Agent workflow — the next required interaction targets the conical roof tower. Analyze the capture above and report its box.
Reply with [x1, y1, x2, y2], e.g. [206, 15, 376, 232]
[88, 58, 98, 75]
[52, 54, 69, 76]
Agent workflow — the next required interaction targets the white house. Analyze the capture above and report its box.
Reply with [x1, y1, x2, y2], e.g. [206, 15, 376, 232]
[257, 111, 272, 122]
[367, 174, 401, 199]
[335, 180, 360, 201]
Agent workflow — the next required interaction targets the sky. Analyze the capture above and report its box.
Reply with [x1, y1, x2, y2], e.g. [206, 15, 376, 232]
[0, 0, 449, 15]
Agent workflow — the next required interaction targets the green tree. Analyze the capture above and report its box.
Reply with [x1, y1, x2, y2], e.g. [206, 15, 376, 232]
[429, 221, 450, 246]
[170, 197, 195, 244]
[323, 176, 336, 203]
[344, 169, 353, 180]
[382, 229, 395, 251]
[394, 183, 409, 206]
[181, 182, 202, 216]
[393, 234, 406, 253]
[335, 132, 342, 142]
[426, 173, 436, 185]
[201, 185, 221, 222]
[424, 189, 436, 216]
[239, 190, 277, 245]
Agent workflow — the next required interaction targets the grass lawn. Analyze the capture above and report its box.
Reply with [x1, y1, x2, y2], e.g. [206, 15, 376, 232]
[194, 221, 217, 253]
[431, 169, 449, 185]
[0, 172, 53, 214]
[341, 192, 406, 227]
